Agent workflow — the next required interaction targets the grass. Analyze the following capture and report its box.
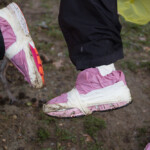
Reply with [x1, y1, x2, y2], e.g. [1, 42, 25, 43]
[137, 127, 147, 138]
[87, 143, 104, 150]
[136, 127, 150, 148]
[120, 60, 150, 72]
[39, 111, 57, 125]
[120, 16, 150, 55]
[37, 127, 50, 142]
[56, 143, 65, 150]
[56, 127, 76, 143]
[47, 28, 64, 40]
[83, 116, 106, 137]
[120, 60, 138, 72]
[36, 42, 54, 52]
[140, 62, 150, 70]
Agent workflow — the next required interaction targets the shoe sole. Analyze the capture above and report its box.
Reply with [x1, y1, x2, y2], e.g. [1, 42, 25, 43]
[46, 101, 133, 119]
[7, 3, 44, 88]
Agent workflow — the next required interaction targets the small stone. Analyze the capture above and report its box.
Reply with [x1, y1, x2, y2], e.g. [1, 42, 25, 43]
[51, 47, 55, 51]
[2, 139, 6, 142]
[59, 123, 63, 126]
[50, 143, 55, 146]
[142, 109, 147, 113]
[13, 115, 17, 120]
[58, 52, 63, 57]
[44, 87, 48, 91]
[39, 21, 48, 29]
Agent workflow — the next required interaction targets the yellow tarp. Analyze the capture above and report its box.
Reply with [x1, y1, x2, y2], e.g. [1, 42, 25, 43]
[118, 0, 150, 25]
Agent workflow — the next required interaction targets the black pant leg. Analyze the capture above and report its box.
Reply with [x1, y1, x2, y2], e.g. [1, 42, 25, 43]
[59, 0, 123, 70]
[0, 29, 5, 60]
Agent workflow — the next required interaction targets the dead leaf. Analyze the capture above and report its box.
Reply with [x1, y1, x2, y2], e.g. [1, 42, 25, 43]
[83, 134, 94, 143]
[53, 59, 64, 69]
[143, 46, 150, 52]
[40, 53, 52, 64]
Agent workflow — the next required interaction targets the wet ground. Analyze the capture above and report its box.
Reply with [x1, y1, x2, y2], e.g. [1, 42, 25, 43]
[0, 0, 150, 150]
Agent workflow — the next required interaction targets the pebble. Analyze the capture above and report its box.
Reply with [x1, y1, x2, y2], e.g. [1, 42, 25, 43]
[39, 21, 48, 29]
[58, 52, 63, 57]
[51, 47, 55, 51]
[2, 139, 6, 142]
[59, 123, 63, 126]
[44, 87, 48, 91]
[51, 143, 55, 146]
[12, 115, 17, 120]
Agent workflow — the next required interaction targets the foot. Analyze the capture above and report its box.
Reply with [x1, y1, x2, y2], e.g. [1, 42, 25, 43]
[0, 2, 44, 88]
[43, 64, 132, 118]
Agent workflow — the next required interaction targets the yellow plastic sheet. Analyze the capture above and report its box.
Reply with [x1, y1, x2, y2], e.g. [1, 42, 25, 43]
[118, 0, 150, 25]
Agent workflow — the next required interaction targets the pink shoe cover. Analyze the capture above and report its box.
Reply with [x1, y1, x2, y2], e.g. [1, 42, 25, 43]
[0, 3, 44, 88]
[44, 68, 132, 118]
[145, 143, 150, 150]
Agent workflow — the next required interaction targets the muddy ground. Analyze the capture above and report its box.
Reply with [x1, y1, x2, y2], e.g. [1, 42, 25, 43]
[0, 0, 150, 150]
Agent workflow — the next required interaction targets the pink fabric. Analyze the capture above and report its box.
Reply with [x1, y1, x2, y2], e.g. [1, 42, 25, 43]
[48, 93, 68, 104]
[29, 44, 39, 72]
[0, 17, 16, 50]
[145, 143, 150, 150]
[48, 69, 127, 105]
[11, 50, 30, 83]
[76, 68, 126, 94]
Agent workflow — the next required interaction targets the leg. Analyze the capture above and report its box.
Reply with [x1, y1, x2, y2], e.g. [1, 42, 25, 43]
[0, 57, 17, 103]
[0, 29, 5, 60]
[43, 0, 132, 118]
[58, 0, 123, 70]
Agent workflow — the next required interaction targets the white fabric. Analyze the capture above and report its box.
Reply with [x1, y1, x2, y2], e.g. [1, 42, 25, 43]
[97, 63, 116, 76]
[67, 88, 92, 115]
[67, 81, 131, 114]
[9, 3, 29, 35]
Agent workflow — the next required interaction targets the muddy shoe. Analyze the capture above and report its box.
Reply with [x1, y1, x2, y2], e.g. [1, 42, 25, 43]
[0, 2, 44, 88]
[43, 64, 132, 118]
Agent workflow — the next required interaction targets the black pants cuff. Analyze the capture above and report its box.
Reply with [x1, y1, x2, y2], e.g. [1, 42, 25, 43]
[0, 30, 5, 60]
